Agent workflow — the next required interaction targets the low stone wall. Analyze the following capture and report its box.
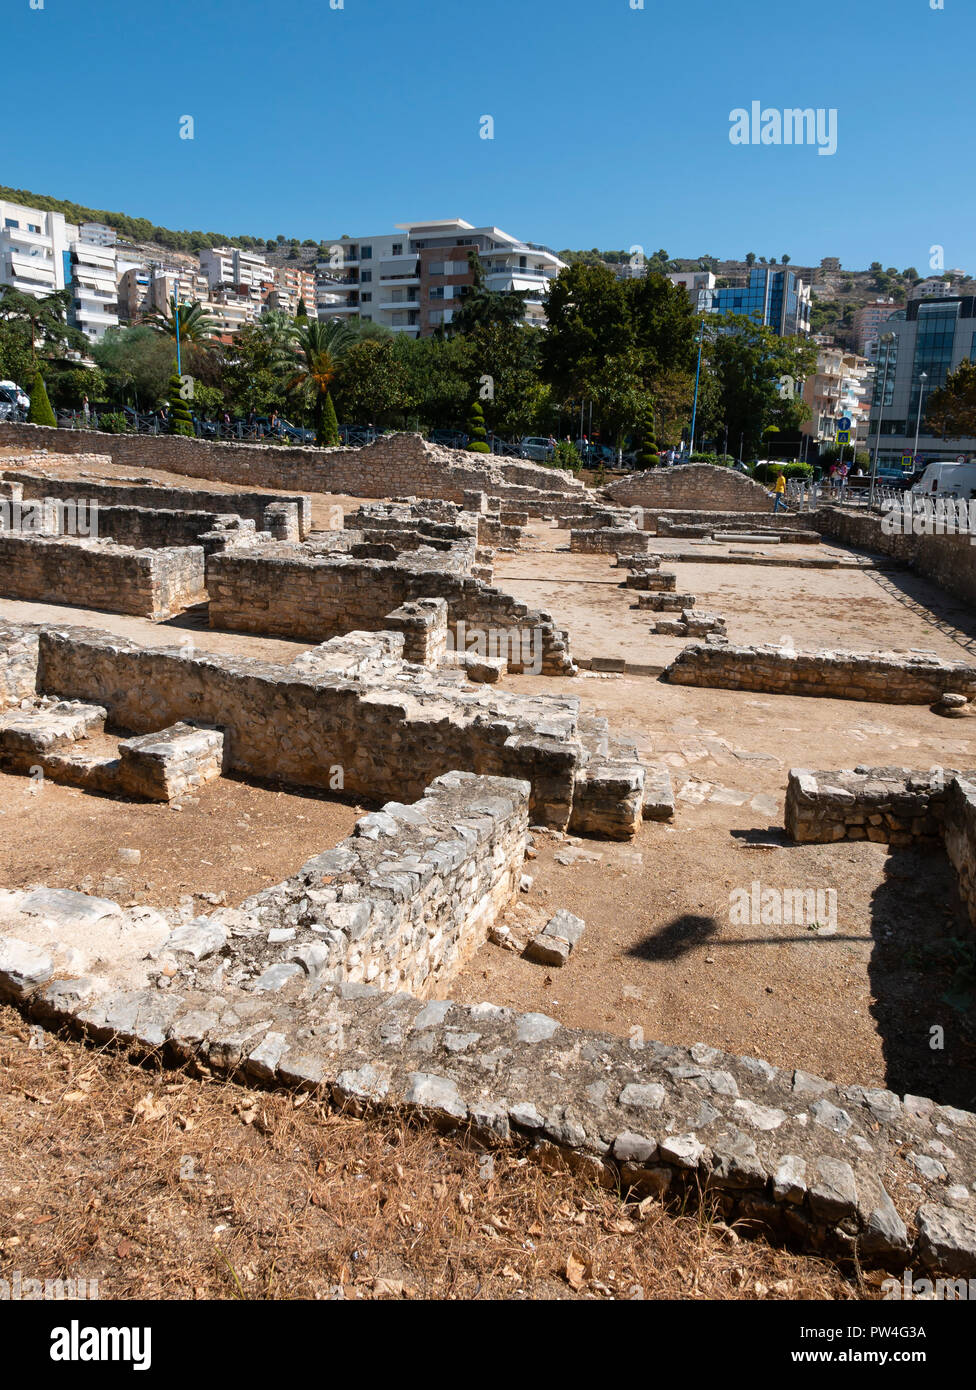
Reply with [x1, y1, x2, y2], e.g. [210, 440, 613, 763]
[206, 546, 576, 675]
[0, 534, 206, 620]
[0, 424, 584, 506]
[569, 528, 653, 555]
[0, 621, 39, 708]
[4, 468, 312, 539]
[945, 776, 976, 929]
[665, 642, 976, 704]
[785, 767, 953, 847]
[238, 771, 528, 998]
[812, 505, 976, 609]
[604, 465, 774, 512]
[34, 625, 587, 825]
[86, 504, 254, 554]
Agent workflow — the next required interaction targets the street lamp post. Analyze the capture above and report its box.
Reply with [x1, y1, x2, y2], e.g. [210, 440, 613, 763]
[869, 332, 895, 508]
[689, 317, 705, 456]
[913, 371, 929, 462]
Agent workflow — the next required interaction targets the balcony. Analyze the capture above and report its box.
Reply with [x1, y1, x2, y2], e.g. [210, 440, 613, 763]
[378, 297, 420, 312]
[378, 274, 420, 286]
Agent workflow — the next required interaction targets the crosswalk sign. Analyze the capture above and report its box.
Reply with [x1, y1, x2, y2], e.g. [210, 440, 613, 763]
[836, 429, 851, 444]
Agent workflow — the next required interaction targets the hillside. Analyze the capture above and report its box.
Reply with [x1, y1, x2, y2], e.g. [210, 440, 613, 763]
[4, 183, 974, 346]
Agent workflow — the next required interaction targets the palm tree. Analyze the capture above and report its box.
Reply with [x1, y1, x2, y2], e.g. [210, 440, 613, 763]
[146, 296, 218, 345]
[254, 308, 297, 353]
[271, 319, 354, 444]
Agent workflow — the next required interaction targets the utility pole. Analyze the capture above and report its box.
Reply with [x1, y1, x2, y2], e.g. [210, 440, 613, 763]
[869, 332, 895, 508]
[690, 317, 705, 455]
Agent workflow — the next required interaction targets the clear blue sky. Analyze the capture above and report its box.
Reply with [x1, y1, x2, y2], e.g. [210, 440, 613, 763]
[4, 0, 971, 271]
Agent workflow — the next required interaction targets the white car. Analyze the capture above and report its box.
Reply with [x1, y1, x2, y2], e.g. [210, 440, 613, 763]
[0, 380, 29, 419]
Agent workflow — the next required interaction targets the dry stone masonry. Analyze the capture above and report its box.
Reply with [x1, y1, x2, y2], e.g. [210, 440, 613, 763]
[665, 642, 976, 704]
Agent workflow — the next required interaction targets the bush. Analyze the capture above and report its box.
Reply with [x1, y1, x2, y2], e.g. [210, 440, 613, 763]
[753, 461, 814, 484]
[639, 452, 661, 468]
[553, 440, 581, 471]
[26, 370, 56, 427]
[689, 452, 734, 466]
[466, 398, 488, 449]
[97, 412, 131, 434]
[318, 391, 340, 446]
[168, 371, 194, 437]
[467, 440, 491, 454]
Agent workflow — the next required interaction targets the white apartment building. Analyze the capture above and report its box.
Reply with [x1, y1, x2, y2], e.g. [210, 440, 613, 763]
[199, 246, 272, 312]
[317, 218, 566, 336]
[0, 198, 69, 297]
[801, 346, 873, 446]
[78, 221, 117, 247]
[63, 224, 119, 342]
[908, 277, 957, 302]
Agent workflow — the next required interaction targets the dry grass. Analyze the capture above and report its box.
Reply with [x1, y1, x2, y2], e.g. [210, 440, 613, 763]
[0, 1005, 875, 1301]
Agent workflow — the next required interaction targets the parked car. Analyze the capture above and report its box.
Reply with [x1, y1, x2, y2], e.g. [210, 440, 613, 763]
[519, 436, 556, 462]
[912, 460, 976, 500]
[574, 439, 616, 465]
[0, 379, 29, 420]
[428, 428, 468, 450]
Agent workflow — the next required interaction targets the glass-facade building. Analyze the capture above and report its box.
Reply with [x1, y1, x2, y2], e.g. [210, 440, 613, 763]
[868, 296, 976, 465]
[710, 266, 811, 336]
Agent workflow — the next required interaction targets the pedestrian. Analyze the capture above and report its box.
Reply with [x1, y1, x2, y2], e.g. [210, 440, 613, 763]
[838, 461, 849, 496]
[82, 394, 90, 425]
[772, 470, 787, 513]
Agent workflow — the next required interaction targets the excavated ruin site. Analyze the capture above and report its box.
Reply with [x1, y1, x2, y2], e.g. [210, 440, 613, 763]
[1, 423, 975, 1278]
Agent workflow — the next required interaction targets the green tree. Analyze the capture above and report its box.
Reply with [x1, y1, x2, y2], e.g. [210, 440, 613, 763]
[745, 252, 757, 267]
[46, 364, 107, 411]
[705, 314, 816, 459]
[93, 325, 176, 409]
[466, 397, 489, 452]
[272, 319, 354, 444]
[146, 296, 218, 345]
[926, 359, 976, 438]
[26, 369, 56, 426]
[0, 315, 34, 388]
[332, 336, 410, 426]
[0, 285, 86, 366]
[319, 389, 340, 445]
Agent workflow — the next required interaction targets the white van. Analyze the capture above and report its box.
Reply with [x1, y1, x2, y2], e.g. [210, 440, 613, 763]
[911, 461, 976, 500]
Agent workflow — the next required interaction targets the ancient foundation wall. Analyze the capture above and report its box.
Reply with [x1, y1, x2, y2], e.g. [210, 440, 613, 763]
[0, 424, 584, 506]
[812, 505, 976, 608]
[34, 627, 582, 823]
[0, 621, 40, 708]
[0, 534, 206, 620]
[206, 547, 576, 675]
[569, 528, 653, 555]
[945, 776, 976, 930]
[785, 767, 952, 847]
[240, 771, 529, 998]
[4, 469, 312, 538]
[604, 465, 773, 512]
[665, 642, 976, 703]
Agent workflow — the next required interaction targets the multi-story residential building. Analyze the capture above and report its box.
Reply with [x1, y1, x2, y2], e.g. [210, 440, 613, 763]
[667, 270, 716, 315]
[199, 246, 273, 319]
[316, 219, 566, 336]
[800, 346, 873, 447]
[853, 300, 898, 358]
[117, 265, 152, 322]
[266, 263, 316, 316]
[867, 295, 976, 465]
[0, 198, 69, 297]
[78, 222, 117, 248]
[708, 265, 812, 335]
[908, 276, 956, 302]
[64, 225, 119, 342]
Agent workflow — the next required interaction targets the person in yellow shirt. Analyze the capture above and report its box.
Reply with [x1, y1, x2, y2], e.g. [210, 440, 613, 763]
[773, 471, 787, 513]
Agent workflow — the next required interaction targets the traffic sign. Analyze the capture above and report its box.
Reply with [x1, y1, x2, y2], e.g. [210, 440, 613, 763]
[901, 454, 914, 467]
[838, 416, 852, 430]
[836, 429, 851, 444]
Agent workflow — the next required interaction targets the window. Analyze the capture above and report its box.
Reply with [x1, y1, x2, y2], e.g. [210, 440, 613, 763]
[392, 243, 403, 256]
[4, 219, 18, 229]
[429, 287, 444, 300]
[360, 270, 372, 283]
[361, 292, 372, 303]
[27, 224, 40, 233]
[360, 245, 372, 259]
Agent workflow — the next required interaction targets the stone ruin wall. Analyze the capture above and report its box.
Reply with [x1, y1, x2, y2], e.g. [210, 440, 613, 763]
[666, 641, 976, 704]
[812, 505, 976, 610]
[32, 625, 583, 826]
[0, 424, 585, 507]
[786, 765, 976, 935]
[205, 546, 577, 675]
[3, 467, 313, 538]
[0, 533, 206, 620]
[604, 464, 774, 513]
[236, 771, 529, 999]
